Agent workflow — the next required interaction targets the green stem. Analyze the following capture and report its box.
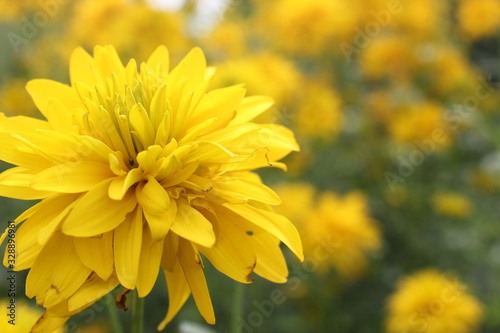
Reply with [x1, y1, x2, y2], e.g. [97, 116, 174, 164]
[105, 293, 124, 333]
[230, 282, 245, 333]
[131, 290, 145, 333]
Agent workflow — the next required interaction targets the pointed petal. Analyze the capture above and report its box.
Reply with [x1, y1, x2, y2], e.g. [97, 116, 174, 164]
[231, 95, 275, 124]
[32, 161, 114, 193]
[68, 273, 119, 311]
[0, 167, 52, 200]
[223, 203, 304, 261]
[198, 206, 255, 283]
[171, 199, 215, 248]
[74, 231, 114, 281]
[70, 47, 95, 86]
[108, 168, 143, 200]
[114, 208, 143, 289]
[26, 232, 92, 308]
[136, 226, 163, 297]
[210, 176, 281, 205]
[26, 79, 80, 117]
[158, 263, 190, 331]
[178, 239, 215, 324]
[63, 179, 137, 237]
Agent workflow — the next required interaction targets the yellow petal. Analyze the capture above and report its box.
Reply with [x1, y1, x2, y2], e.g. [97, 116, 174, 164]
[147, 45, 169, 79]
[26, 79, 80, 117]
[158, 264, 190, 331]
[68, 273, 119, 312]
[70, 47, 95, 86]
[0, 112, 49, 132]
[4, 194, 79, 270]
[223, 203, 304, 261]
[32, 161, 114, 193]
[231, 95, 275, 125]
[136, 225, 164, 297]
[0, 167, 52, 200]
[189, 85, 246, 130]
[210, 176, 281, 205]
[136, 176, 170, 215]
[93, 45, 125, 84]
[198, 206, 256, 283]
[74, 231, 114, 281]
[171, 199, 215, 248]
[0, 132, 54, 170]
[63, 179, 137, 237]
[161, 231, 179, 272]
[167, 47, 206, 96]
[31, 313, 70, 333]
[26, 231, 92, 308]
[183, 141, 235, 165]
[45, 98, 74, 134]
[108, 168, 143, 200]
[178, 238, 215, 324]
[114, 208, 143, 289]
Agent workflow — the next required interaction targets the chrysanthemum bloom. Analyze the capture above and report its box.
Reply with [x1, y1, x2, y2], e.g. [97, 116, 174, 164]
[386, 269, 483, 333]
[0, 45, 303, 331]
[279, 188, 380, 279]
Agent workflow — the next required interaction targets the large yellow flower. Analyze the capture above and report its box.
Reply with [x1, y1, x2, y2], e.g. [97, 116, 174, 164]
[0, 45, 303, 331]
[386, 270, 483, 333]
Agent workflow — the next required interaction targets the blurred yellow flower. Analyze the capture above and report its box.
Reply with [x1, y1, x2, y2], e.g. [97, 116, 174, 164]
[361, 36, 416, 81]
[0, 299, 64, 333]
[274, 182, 316, 223]
[69, 0, 190, 61]
[387, 102, 451, 148]
[254, 0, 361, 55]
[0, 0, 42, 21]
[293, 82, 343, 141]
[211, 52, 302, 110]
[420, 45, 477, 96]
[205, 20, 248, 57]
[457, 0, 500, 39]
[0, 79, 37, 116]
[389, 0, 448, 39]
[386, 270, 483, 333]
[0, 45, 303, 331]
[303, 191, 381, 278]
[431, 192, 473, 218]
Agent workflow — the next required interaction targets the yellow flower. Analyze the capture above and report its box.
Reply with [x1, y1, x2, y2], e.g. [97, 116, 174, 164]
[387, 102, 451, 148]
[273, 182, 316, 223]
[293, 82, 343, 140]
[419, 45, 477, 96]
[386, 270, 484, 333]
[431, 192, 473, 218]
[457, 0, 500, 39]
[360, 36, 416, 81]
[0, 0, 41, 21]
[205, 20, 248, 57]
[302, 191, 381, 278]
[254, 0, 362, 55]
[0, 79, 38, 116]
[390, 0, 448, 39]
[211, 52, 302, 110]
[0, 45, 303, 331]
[0, 299, 64, 333]
[69, 0, 190, 61]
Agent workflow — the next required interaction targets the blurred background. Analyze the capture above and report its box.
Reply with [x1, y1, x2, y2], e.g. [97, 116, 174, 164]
[1, 0, 500, 332]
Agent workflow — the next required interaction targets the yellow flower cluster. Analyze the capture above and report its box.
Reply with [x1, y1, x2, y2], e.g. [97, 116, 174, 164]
[386, 270, 483, 333]
[457, 0, 500, 39]
[275, 184, 381, 278]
